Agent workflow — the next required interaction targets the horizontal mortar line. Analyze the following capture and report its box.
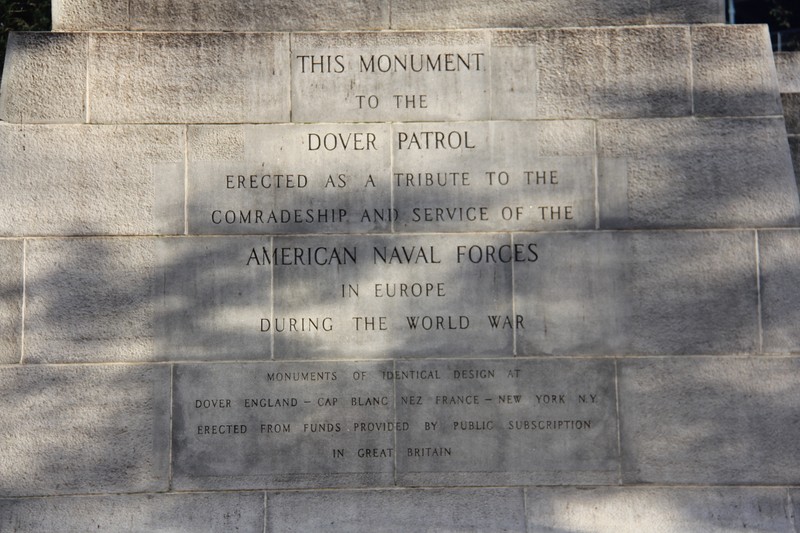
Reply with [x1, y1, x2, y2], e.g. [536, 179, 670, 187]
[46, 23, 721, 36]
[13, 114, 788, 128]
[6, 353, 799, 370]
[13, 226, 796, 241]
[6, 483, 798, 501]
[0, 360, 176, 369]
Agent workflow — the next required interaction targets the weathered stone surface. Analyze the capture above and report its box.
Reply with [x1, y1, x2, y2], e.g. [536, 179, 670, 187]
[130, 0, 389, 31]
[24, 238, 155, 363]
[492, 27, 691, 119]
[0, 364, 170, 496]
[187, 124, 392, 234]
[0, 492, 265, 532]
[598, 117, 800, 229]
[789, 136, 800, 191]
[649, 0, 725, 24]
[172, 361, 395, 489]
[394, 358, 619, 486]
[266, 488, 526, 532]
[0, 124, 184, 236]
[392, 121, 595, 232]
[52, 0, 128, 30]
[88, 33, 289, 124]
[51, 0, 723, 31]
[525, 487, 795, 532]
[154, 237, 273, 361]
[271, 234, 515, 358]
[758, 229, 800, 353]
[774, 51, 800, 92]
[692, 25, 782, 117]
[390, 0, 720, 30]
[515, 230, 758, 356]
[0, 240, 22, 364]
[291, 32, 489, 122]
[619, 357, 800, 484]
[782, 93, 800, 134]
[0, 33, 86, 123]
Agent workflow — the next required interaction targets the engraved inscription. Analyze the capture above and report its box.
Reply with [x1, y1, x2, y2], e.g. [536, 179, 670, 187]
[187, 122, 596, 235]
[172, 359, 618, 487]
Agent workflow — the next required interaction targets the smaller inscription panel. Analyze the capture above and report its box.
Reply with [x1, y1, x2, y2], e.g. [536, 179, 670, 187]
[394, 358, 619, 486]
[188, 124, 391, 235]
[269, 234, 520, 358]
[291, 32, 490, 122]
[172, 361, 395, 490]
[392, 121, 595, 232]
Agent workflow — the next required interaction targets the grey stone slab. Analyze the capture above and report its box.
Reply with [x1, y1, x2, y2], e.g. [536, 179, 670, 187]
[775, 52, 800, 93]
[515, 230, 759, 356]
[130, 0, 389, 31]
[0, 240, 23, 364]
[619, 357, 800, 484]
[0, 124, 185, 236]
[0, 33, 86, 123]
[266, 488, 526, 532]
[172, 361, 395, 490]
[526, 487, 794, 532]
[649, 0, 725, 24]
[0, 364, 170, 496]
[392, 121, 595, 232]
[291, 32, 490, 122]
[395, 358, 618, 486]
[597, 118, 800, 229]
[790, 136, 800, 193]
[793, 491, 800, 528]
[24, 238, 156, 363]
[492, 27, 691, 120]
[187, 125, 392, 234]
[391, 0, 651, 30]
[782, 93, 800, 134]
[271, 234, 516, 358]
[88, 33, 290, 124]
[51, 0, 129, 30]
[692, 25, 783, 117]
[0, 492, 265, 532]
[154, 237, 273, 361]
[759, 230, 800, 353]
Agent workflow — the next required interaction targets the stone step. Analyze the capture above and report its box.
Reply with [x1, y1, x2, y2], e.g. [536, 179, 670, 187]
[0, 26, 781, 124]
[51, 0, 724, 32]
[2, 487, 798, 532]
[5, 230, 800, 363]
[1, 118, 797, 237]
[2, 357, 799, 495]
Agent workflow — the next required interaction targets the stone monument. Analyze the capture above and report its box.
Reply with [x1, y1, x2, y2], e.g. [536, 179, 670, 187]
[2, 0, 800, 530]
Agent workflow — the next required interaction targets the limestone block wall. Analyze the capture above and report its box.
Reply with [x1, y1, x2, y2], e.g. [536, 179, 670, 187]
[776, 51, 800, 187]
[2, 1, 800, 531]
